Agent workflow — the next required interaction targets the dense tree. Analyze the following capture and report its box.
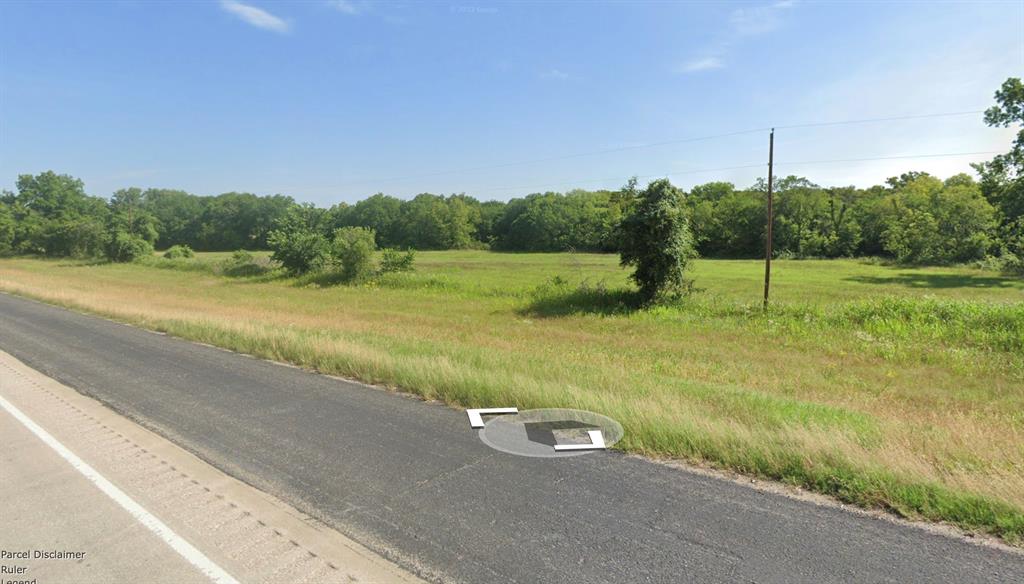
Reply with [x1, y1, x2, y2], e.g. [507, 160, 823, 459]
[6, 172, 111, 257]
[142, 189, 204, 249]
[710, 189, 765, 257]
[14, 171, 92, 218]
[334, 193, 403, 247]
[974, 77, 1024, 222]
[881, 173, 996, 263]
[491, 190, 619, 252]
[110, 188, 158, 243]
[266, 203, 329, 275]
[331, 227, 377, 281]
[105, 231, 153, 262]
[395, 193, 451, 249]
[194, 192, 294, 251]
[475, 200, 508, 244]
[619, 179, 697, 302]
[0, 161, 1010, 268]
[0, 201, 14, 254]
[820, 187, 862, 257]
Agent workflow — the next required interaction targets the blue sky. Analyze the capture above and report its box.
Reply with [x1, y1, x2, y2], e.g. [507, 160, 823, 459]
[1, 1, 1020, 205]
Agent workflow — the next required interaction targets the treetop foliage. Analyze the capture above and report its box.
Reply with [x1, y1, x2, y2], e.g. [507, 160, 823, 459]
[0, 168, 1007, 268]
[2, 78, 1020, 269]
[619, 179, 697, 301]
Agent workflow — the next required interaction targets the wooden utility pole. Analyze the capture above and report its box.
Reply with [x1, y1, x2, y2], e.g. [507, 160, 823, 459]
[762, 128, 775, 311]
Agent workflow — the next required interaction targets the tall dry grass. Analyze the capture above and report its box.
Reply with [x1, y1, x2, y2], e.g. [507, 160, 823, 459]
[2, 253, 1023, 542]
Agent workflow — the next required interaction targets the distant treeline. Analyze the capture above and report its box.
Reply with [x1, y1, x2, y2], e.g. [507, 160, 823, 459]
[0, 168, 1019, 267]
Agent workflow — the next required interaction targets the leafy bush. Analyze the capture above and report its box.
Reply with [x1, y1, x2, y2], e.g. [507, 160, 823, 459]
[216, 249, 269, 277]
[379, 248, 416, 273]
[619, 178, 698, 302]
[331, 227, 377, 282]
[975, 252, 1024, 276]
[43, 217, 109, 258]
[162, 244, 195, 259]
[267, 229, 327, 275]
[0, 205, 13, 256]
[106, 231, 154, 262]
[881, 175, 996, 264]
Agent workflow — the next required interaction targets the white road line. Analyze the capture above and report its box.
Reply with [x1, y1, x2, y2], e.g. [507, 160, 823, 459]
[0, 393, 240, 584]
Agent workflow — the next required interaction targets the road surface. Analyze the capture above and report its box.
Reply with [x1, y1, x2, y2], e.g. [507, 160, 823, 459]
[0, 292, 1021, 583]
[0, 346, 424, 584]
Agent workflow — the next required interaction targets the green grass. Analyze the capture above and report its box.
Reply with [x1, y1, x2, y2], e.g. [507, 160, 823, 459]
[2, 251, 1023, 543]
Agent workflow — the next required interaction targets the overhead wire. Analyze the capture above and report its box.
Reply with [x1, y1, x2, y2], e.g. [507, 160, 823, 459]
[477, 150, 999, 193]
[329, 109, 986, 190]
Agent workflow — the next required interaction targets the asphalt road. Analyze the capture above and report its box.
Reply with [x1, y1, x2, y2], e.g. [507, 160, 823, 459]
[1, 292, 1021, 583]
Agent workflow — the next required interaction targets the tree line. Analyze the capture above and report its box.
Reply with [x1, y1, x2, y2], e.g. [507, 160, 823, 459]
[1, 78, 1020, 269]
[0, 169, 1013, 266]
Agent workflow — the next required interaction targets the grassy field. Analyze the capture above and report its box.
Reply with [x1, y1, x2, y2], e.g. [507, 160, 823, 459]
[2, 251, 1023, 543]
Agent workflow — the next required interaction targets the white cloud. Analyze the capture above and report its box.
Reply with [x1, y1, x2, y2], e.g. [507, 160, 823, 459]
[328, 0, 363, 15]
[220, 0, 290, 33]
[675, 2, 794, 75]
[541, 68, 570, 80]
[677, 57, 724, 73]
[729, 1, 794, 37]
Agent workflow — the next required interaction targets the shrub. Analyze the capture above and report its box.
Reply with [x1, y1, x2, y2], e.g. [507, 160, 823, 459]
[379, 248, 416, 273]
[40, 217, 109, 258]
[216, 249, 269, 277]
[267, 229, 328, 275]
[106, 231, 154, 262]
[331, 227, 377, 282]
[162, 244, 195, 259]
[618, 178, 698, 302]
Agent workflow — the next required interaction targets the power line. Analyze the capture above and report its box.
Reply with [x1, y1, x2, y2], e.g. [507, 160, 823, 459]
[773, 110, 984, 131]
[329, 128, 769, 188]
[774, 150, 1000, 167]
[476, 149, 997, 194]
[477, 163, 766, 193]
[329, 109, 985, 189]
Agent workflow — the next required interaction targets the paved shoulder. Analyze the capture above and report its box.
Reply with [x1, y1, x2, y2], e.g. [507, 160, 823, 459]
[1, 293, 1021, 583]
[0, 347, 425, 584]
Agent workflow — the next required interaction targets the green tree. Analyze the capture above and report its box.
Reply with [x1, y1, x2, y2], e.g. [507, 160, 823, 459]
[0, 202, 16, 255]
[162, 244, 195, 259]
[713, 189, 765, 257]
[379, 248, 416, 273]
[773, 178, 827, 257]
[685, 181, 733, 256]
[475, 200, 507, 246]
[821, 187, 862, 257]
[46, 216, 109, 258]
[110, 188, 158, 243]
[445, 195, 483, 249]
[10, 172, 110, 257]
[106, 231, 154, 262]
[14, 171, 90, 217]
[330, 226, 377, 281]
[619, 179, 697, 302]
[850, 185, 895, 256]
[339, 193, 403, 247]
[142, 189, 204, 249]
[973, 78, 1024, 221]
[266, 204, 329, 275]
[883, 208, 943, 264]
[882, 174, 996, 263]
[396, 193, 449, 249]
[492, 190, 617, 252]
